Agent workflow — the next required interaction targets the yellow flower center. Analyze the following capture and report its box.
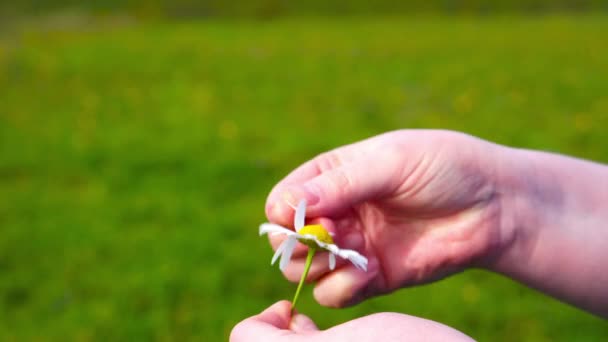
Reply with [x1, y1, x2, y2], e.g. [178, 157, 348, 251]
[297, 224, 334, 247]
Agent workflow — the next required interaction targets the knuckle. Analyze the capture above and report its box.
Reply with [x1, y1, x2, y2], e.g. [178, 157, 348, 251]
[326, 169, 354, 197]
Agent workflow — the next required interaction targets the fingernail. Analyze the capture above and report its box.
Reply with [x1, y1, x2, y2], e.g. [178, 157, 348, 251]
[290, 313, 318, 332]
[283, 186, 319, 208]
[290, 314, 305, 330]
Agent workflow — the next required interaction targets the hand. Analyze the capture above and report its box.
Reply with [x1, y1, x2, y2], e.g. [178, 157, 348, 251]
[230, 301, 474, 341]
[265, 129, 608, 317]
[265, 129, 508, 307]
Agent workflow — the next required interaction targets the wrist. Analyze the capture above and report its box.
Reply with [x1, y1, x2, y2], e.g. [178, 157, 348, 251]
[479, 145, 549, 274]
[481, 146, 608, 316]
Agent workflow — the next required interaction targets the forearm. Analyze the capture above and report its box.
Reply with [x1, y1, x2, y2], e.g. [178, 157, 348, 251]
[491, 147, 608, 317]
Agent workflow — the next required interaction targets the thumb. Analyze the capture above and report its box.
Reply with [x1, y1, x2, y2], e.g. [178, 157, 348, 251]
[282, 162, 393, 218]
[230, 301, 293, 341]
[254, 300, 292, 328]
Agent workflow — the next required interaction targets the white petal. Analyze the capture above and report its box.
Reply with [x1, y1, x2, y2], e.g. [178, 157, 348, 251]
[318, 243, 368, 272]
[350, 254, 368, 271]
[279, 236, 298, 271]
[304, 238, 368, 271]
[328, 253, 336, 270]
[294, 199, 307, 231]
[315, 241, 339, 254]
[337, 249, 368, 271]
[260, 223, 295, 236]
[271, 238, 289, 265]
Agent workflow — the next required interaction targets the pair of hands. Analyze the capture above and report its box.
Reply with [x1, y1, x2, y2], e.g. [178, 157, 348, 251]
[232, 129, 608, 340]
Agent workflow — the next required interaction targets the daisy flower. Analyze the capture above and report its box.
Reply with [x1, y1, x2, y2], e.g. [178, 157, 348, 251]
[259, 199, 368, 271]
[259, 199, 368, 311]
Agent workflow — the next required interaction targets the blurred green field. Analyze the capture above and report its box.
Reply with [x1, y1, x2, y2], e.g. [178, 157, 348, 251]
[1, 14, 607, 341]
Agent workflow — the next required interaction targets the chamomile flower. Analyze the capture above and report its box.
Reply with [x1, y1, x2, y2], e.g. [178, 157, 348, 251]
[260, 199, 368, 312]
[259, 199, 368, 272]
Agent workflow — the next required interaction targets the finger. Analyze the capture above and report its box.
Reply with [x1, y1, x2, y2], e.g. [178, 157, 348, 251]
[270, 159, 397, 224]
[267, 134, 381, 211]
[292, 161, 397, 218]
[265, 146, 358, 226]
[266, 159, 325, 227]
[230, 301, 293, 341]
[255, 300, 293, 327]
[313, 261, 379, 308]
[267, 157, 325, 205]
[266, 135, 401, 223]
[290, 312, 319, 333]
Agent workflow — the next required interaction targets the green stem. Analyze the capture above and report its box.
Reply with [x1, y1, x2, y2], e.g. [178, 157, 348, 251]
[291, 247, 316, 315]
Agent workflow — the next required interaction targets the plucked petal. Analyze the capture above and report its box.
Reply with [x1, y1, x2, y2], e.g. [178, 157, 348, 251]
[294, 199, 307, 231]
[279, 236, 298, 271]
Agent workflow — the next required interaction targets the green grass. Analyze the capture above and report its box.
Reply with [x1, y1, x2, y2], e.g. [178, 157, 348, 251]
[1, 14, 608, 341]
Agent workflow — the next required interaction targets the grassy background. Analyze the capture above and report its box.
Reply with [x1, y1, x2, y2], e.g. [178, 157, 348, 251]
[1, 14, 608, 341]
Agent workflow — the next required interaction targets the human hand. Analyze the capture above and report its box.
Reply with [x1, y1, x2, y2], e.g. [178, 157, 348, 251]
[265, 130, 509, 307]
[230, 301, 474, 341]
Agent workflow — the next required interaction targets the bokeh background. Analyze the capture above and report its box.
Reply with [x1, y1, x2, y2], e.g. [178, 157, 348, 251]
[1, 1, 608, 341]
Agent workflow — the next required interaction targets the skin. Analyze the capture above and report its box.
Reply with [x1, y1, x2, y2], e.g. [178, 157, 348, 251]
[230, 301, 474, 342]
[231, 129, 608, 341]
